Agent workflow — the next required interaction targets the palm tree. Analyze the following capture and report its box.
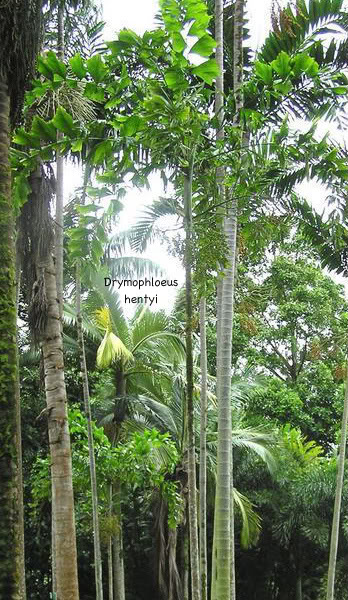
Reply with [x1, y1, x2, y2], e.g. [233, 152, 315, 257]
[213, 1, 246, 598]
[0, 2, 43, 598]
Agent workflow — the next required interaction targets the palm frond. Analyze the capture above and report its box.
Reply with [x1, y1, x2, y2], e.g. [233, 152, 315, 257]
[97, 330, 133, 369]
[103, 256, 165, 280]
[63, 302, 102, 341]
[233, 488, 261, 549]
[85, 272, 131, 345]
[260, 0, 345, 63]
[128, 197, 181, 253]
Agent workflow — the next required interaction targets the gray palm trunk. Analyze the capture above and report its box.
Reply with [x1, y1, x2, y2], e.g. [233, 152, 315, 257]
[55, 3, 64, 321]
[75, 167, 104, 600]
[214, 0, 232, 597]
[214, 0, 245, 598]
[113, 481, 125, 600]
[230, 5, 245, 600]
[199, 296, 208, 600]
[184, 161, 201, 600]
[326, 362, 348, 600]
[25, 166, 80, 600]
[76, 262, 104, 600]
[42, 252, 80, 600]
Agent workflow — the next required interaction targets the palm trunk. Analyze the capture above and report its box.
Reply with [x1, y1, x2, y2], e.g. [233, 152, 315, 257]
[326, 361, 348, 600]
[113, 482, 125, 600]
[15, 258, 26, 600]
[0, 77, 21, 600]
[76, 261, 104, 600]
[184, 159, 201, 600]
[55, 4, 64, 321]
[181, 520, 189, 600]
[41, 252, 79, 600]
[199, 296, 208, 600]
[76, 167, 103, 600]
[108, 484, 114, 600]
[214, 0, 232, 597]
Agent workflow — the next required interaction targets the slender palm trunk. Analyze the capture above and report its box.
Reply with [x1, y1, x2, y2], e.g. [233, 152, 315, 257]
[326, 362, 348, 600]
[184, 160, 201, 600]
[113, 482, 125, 600]
[0, 77, 21, 600]
[76, 261, 104, 600]
[108, 484, 114, 600]
[15, 258, 26, 600]
[199, 296, 208, 600]
[76, 167, 103, 600]
[214, 0, 232, 597]
[55, 4, 64, 321]
[181, 518, 189, 600]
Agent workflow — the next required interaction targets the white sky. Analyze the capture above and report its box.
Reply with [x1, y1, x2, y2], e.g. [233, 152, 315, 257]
[64, 0, 348, 314]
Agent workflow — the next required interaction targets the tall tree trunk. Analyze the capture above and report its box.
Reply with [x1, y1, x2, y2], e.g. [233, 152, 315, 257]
[182, 520, 189, 600]
[76, 167, 104, 600]
[108, 484, 114, 600]
[55, 4, 64, 321]
[76, 261, 104, 600]
[113, 482, 125, 600]
[184, 159, 201, 600]
[40, 251, 79, 600]
[0, 77, 21, 600]
[214, 0, 232, 597]
[199, 296, 208, 600]
[15, 258, 26, 600]
[326, 362, 348, 600]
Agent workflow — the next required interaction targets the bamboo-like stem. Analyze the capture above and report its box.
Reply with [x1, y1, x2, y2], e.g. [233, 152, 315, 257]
[55, 4, 64, 322]
[76, 166, 104, 600]
[326, 361, 348, 600]
[184, 151, 201, 600]
[199, 295, 208, 600]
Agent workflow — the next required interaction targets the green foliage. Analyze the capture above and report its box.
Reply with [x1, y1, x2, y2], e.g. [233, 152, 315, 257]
[31, 407, 182, 528]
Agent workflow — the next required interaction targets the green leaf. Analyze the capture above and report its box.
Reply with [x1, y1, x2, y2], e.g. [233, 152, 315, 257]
[118, 29, 141, 46]
[86, 54, 106, 84]
[106, 40, 132, 54]
[192, 59, 220, 85]
[52, 106, 75, 136]
[190, 34, 216, 58]
[45, 51, 67, 78]
[188, 14, 211, 37]
[31, 116, 57, 142]
[122, 115, 143, 136]
[91, 140, 113, 165]
[71, 138, 83, 152]
[185, 1, 207, 20]
[14, 173, 31, 209]
[76, 203, 102, 214]
[37, 56, 53, 80]
[86, 186, 113, 198]
[332, 86, 348, 95]
[164, 69, 188, 91]
[13, 129, 41, 148]
[69, 54, 87, 79]
[254, 61, 273, 85]
[171, 32, 186, 53]
[84, 82, 105, 103]
[91, 238, 104, 261]
[271, 51, 291, 78]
